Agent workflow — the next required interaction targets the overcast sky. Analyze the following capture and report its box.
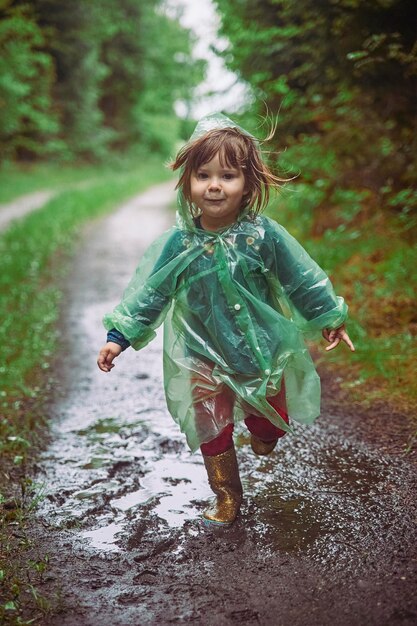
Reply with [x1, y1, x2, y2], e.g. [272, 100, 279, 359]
[165, 0, 249, 118]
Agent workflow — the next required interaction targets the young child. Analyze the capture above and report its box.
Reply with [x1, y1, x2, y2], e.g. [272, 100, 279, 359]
[97, 113, 355, 527]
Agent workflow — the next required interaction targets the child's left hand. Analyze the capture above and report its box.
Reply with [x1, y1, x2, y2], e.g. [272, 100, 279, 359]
[322, 324, 355, 352]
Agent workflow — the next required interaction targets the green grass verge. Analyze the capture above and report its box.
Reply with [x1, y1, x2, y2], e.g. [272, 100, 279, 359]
[267, 180, 417, 413]
[0, 154, 156, 204]
[0, 157, 171, 624]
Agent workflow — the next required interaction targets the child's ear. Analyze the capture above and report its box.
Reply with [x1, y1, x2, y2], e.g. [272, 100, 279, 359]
[241, 190, 251, 208]
[243, 185, 251, 197]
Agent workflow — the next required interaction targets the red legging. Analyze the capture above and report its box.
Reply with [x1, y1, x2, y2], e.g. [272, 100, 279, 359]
[199, 393, 289, 457]
[191, 361, 289, 457]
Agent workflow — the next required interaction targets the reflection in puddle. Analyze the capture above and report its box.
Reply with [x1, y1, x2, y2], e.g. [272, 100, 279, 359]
[120, 457, 209, 527]
[81, 455, 210, 551]
[112, 488, 147, 512]
[154, 495, 194, 527]
[239, 433, 394, 562]
[83, 521, 124, 552]
[74, 479, 120, 500]
[76, 417, 126, 437]
[249, 493, 324, 553]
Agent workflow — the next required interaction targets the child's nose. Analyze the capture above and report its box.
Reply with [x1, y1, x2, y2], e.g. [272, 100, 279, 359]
[208, 178, 221, 190]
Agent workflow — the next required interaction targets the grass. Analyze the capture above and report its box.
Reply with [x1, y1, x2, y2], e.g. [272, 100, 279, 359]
[0, 480, 58, 625]
[267, 179, 417, 416]
[0, 155, 171, 623]
[0, 153, 155, 204]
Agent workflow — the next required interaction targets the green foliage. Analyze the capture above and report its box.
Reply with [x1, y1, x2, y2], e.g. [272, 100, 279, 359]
[214, 0, 417, 214]
[267, 175, 417, 402]
[0, 1, 59, 159]
[0, 156, 149, 203]
[130, 4, 205, 156]
[0, 0, 205, 161]
[133, 112, 182, 157]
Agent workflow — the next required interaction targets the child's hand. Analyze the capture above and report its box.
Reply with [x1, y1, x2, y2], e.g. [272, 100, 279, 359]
[97, 342, 123, 372]
[322, 324, 355, 352]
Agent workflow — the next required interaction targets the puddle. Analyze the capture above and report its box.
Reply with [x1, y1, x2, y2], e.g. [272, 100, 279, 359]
[83, 520, 125, 552]
[112, 488, 148, 512]
[248, 493, 325, 553]
[110, 457, 207, 519]
[313, 442, 388, 495]
[39, 397, 406, 570]
[234, 425, 405, 568]
[78, 454, 210, 552]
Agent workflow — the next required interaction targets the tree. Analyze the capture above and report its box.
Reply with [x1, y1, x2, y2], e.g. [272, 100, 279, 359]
[0, 0, 59, 159]
[1, 0, 205, 160]
[214, 0, 417, 202]
[130, 2, 205, 155]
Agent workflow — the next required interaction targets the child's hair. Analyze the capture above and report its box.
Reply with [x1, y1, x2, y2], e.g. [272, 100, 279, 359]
[170, 127, 286, 216]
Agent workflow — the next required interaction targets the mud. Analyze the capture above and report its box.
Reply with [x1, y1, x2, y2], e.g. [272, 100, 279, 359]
[28, 182, 416, 625]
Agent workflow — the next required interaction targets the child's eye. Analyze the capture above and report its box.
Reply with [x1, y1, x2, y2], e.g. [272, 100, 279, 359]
[196, 172, 208, 180]
[223, 173, 235, 180]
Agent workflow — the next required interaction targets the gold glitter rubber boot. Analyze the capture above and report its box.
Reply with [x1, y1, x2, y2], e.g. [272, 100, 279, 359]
[250, 435, 278, 456]
[202, 447, 243, 527]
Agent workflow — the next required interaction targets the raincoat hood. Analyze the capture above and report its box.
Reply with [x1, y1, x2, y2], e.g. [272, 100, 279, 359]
[189, 112, 253, 140]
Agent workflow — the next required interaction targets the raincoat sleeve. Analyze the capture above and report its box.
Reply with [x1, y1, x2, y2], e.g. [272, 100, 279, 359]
[103, 229, 183, 350]
[264, 219, 348, 333]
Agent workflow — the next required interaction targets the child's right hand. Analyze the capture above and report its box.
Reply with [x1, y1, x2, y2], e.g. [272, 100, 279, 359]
[97, 342, 123, 372]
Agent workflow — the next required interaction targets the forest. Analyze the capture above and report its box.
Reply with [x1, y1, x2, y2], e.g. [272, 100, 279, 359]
[0, 0, 204, 160]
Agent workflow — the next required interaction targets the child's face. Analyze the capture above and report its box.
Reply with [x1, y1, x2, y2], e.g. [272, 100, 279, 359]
[190, 153, 247, 231]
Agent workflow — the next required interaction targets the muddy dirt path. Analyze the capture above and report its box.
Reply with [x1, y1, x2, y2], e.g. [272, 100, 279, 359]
[31, 182, 416, 625]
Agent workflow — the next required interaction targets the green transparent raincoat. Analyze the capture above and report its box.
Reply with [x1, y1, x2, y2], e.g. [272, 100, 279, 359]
[104, 114, 348, 452]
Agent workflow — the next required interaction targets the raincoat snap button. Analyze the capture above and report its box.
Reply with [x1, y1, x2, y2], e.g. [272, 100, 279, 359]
[234, 303, 241, 311]
[264, 369, 271, 375]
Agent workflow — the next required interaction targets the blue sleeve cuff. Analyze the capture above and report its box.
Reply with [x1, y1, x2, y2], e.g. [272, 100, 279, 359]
[107, 328, 131, 351]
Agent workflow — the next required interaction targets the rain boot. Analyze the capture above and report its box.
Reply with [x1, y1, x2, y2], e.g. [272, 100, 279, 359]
[246, 409, 289, 456]
[202, 446, 243, 526]
[250, 435, 279, 456]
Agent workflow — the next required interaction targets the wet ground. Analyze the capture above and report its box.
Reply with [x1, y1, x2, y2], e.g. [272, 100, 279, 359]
[29, 182, 416, 625]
